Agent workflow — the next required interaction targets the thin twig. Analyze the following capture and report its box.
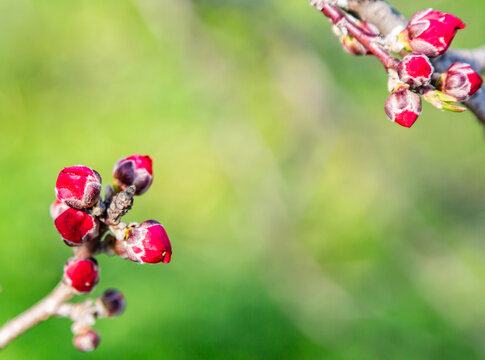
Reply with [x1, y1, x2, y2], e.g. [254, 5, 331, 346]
[0, 283, 75, 349]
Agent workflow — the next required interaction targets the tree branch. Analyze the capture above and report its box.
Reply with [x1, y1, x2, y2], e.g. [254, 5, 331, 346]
[0, 283, 75, 349]
[346, 0, 407, 35]
[453, 46, 485, 73]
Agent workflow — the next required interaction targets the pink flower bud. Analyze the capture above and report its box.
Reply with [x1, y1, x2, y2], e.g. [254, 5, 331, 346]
[51, 200, 99, 246]
[385, 86, 422, 128]
[56, 166, 102, 209]
[440, 62, 483, 101]
[405, 8, 465, 57]
[73, 329, 100, 352]
[63, 257, 99, 294]
[100, 289, 126, 317]
[118, 220, 172, 264]
[113, 155, 153, 195]
[397, 54, 434, 88]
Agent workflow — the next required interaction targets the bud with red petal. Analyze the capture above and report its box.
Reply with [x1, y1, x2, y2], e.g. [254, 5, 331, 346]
[100, 289, 126, 317]
[385, 86, 422, 128]
[56, 166, 102, 209]
[397, 54, 434, 88]
[73, 329, 100, 352]
[440, 62, 483, 101]
[113, 155, 153, 196]
[51, 200, 99, 246]
[403, 8, 465, 57]
[117, 220, 172, 264]
[63, 257, 100, 294]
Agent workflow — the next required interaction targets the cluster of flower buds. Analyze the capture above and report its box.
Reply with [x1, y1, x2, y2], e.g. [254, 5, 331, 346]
[324, 3, 483, 128]
[384, 9, 483, 127]
[50, 154, 171, 351]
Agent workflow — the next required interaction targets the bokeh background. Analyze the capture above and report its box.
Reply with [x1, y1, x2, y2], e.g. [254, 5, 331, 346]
[1, 0, 485, 358]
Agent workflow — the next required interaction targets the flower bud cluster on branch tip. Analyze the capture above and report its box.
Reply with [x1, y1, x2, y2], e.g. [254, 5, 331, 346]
[311, 3, 484, 128]
[43, 154, 172, 351]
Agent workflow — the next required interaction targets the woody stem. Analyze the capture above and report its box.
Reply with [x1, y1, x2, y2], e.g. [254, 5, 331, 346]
[320, 3, 399, 70]
[0, 283, 75, 350]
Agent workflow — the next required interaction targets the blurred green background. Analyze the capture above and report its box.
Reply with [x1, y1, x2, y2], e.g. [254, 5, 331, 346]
[1, 0, 485, 359]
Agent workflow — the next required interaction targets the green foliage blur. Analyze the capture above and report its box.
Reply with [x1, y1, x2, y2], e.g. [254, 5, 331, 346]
[1, 0, 485, 358]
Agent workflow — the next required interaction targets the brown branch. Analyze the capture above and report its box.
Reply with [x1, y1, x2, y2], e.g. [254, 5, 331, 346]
[345, 0, 407, 35]
[310, 0, 485, 125]
[453, 46, 485, 73]
[0, 283, 75, 349]
[0, 167, 136, 350]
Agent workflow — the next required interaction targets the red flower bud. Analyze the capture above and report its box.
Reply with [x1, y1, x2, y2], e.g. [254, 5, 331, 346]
[63, 257, 99, 294]
[397, 54, 434, 88]
[385, 86, 422, 128]
[100, 289, 126, 317]
[51, 200, 99, 246]
[405, 8, 465, 57]
[118, 220, 172, 264]
[56, 166, 102, 209]
[73, 329, 100, 352]
[440, 62, 483, 101]
[113, 155, 153, 195]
